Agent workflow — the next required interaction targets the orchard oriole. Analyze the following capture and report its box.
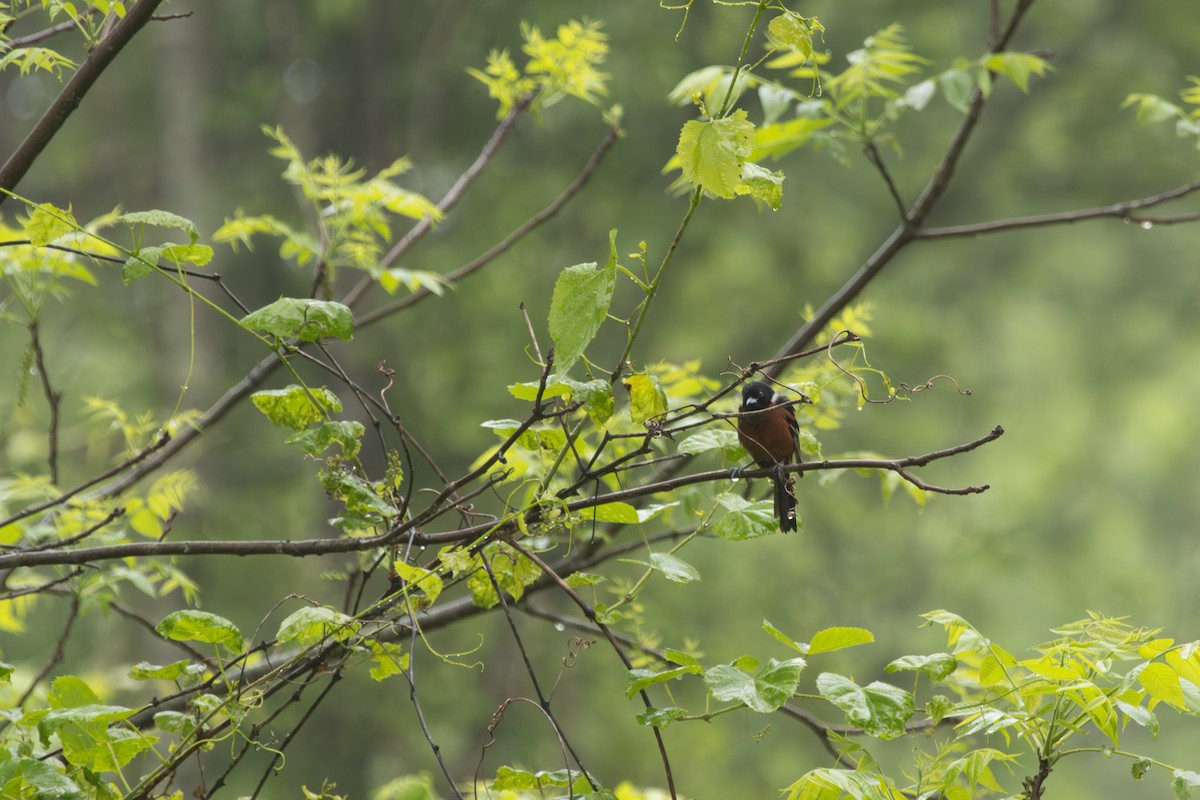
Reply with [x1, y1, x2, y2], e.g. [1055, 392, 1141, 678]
[736, 381, 804, 533]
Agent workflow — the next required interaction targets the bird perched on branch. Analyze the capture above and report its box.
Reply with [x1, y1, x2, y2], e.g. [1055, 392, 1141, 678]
[736, 381, 805, 532]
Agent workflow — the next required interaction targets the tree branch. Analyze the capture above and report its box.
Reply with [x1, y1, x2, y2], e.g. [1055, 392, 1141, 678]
[0, 0, 168, 205]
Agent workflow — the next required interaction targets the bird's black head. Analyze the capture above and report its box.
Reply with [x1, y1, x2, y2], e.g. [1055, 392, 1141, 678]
[740, 381, 775, 410]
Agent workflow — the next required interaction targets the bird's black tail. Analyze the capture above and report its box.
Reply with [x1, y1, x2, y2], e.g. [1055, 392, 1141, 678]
[773, 473, 798, 533]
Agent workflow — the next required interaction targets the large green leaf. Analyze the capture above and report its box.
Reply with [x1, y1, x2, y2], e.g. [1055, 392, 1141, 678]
[548, 230, 617, 373]
[240, 297, 354, 342]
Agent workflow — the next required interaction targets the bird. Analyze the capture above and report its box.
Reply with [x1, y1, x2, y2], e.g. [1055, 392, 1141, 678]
[735, 380, 804, 532]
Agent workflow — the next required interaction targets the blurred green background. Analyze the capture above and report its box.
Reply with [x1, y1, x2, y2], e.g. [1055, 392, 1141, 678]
[2, 1, 1199, 797]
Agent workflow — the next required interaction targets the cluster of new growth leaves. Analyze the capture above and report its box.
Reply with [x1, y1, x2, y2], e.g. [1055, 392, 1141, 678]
[614, 610, 1200, 800]
[666, 12, 1051, 203]
[215, 127, 445, 295]
[1124, 76, 1200, 144]
[468, 18, 611, 118]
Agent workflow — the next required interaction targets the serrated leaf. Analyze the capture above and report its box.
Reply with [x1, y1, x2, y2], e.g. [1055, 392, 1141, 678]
[392, 560, 444, 607]
[816, 673, 914, 739]
[705, 657, 805, 713]
[623, 373, 667, 424]
[646, 552, 700, 584]
[251, 385, 341, 430]
[128, 660, 205, 682]
[939, 68, 976, 113]
[636, 706, 685, 728]
[548, 229, 617, 373]
[367, 640, 408, 681]
[736, 161, 784, 210]
[984, 52, 1051, 93]
[239, 297, 353, 342]
[583, 501, 640, 524]
[926, 694, 952, 725]
[1173, 770, 1200, 800]
[154, 711, 198, 738]
[121, 209, 200, 243]
[156, 610, 245, 653]
[24, 202, 77, 246]
[809, 626, 874, 655]
[676, 110, 755, 199]
[763, 619, 808, 654]
[712, 493, 777, 541]
[565, 571, 605, 587]
[886, 652, 957, 681]
[276, 606, 358, 648]
[322, 470, 399, 519]
[506, 380, 573, 402]
[285, 420, 364, 457]
[122, 246, 160, 284]
[626, 665, 699, 697]
[1140, 662, 1186, 709]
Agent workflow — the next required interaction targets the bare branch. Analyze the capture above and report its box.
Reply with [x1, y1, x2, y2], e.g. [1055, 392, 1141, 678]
[913, 177, 1200, 239]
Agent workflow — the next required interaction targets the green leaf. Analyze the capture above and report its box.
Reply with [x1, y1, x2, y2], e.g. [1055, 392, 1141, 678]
[467, 542, 541, 608]
[763, 620, 808, 654]
[161, 242, 214, 266]
[392, 560, 444, 607]
[565, 571, 605, 587]
[276, 606, 358, 648]
[0, 46, 78, 78]
[676, 109, 755, 199]
[506, 380, 574, 402]
[24, 202, 78, 246]
[0, 755, 83, 800]
[128, 660, 206, 682]
[239, 297, 354, 342]
[636, 706, 685, 728]
[816, 672, 914, 739]
[705, 657, 805, 713]
[251, 385, 342, 430]
[886, 652, 957, 680]
[643, 552, 700, 584]
[570, 377, 615, 426]
[285, 420, 365, 457]
[1122, 93, 1184, 126]
[322, 470, 400, 520]
[121, 209, 200, 243]
[1173, 770, 1200, 800]
[626, 665, 701, 697]
[809, 626, 875, 655]
[366, 640, 408, 681]
[622, 373, 668, 424]
[1132, 758, 1152, 780]
[548, 229, 618, 373]
[925, 694, 952, 725]
[121, 246, 160, 284]
[0, 660, 13, 687]
[155, 610, 245, 653]
[736, 161, 784, 210]
[1139, 662, 1186, 709]
[766, 11, 821, 60]
[1116, 699, 1159, 737]
[583, 501, 640, 524]
[984, 52, 1051, 93]
[154, 711, 198, 739]
[712, 493, 777, 541]
[939, 68, 976, 113]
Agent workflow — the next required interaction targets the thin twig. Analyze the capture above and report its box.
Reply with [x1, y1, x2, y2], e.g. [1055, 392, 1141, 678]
[355, 123, 621, 330]
[342, 93, 536, 309]
[913, 177, 1200, 239]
